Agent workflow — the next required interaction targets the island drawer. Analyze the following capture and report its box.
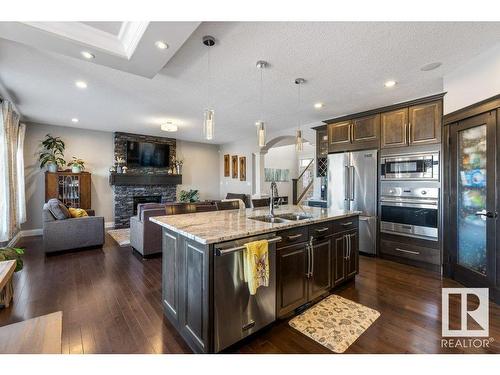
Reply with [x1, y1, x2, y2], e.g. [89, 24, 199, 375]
[308, 222, 333, 239]
[276, 227, 308, 248]
[380, 238, 440, 265]
[332, 216, 358, 233]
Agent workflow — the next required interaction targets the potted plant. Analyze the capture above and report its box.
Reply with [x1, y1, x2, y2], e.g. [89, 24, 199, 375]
[0, 247, 24, 272]
[38, 134, 65, 172]
[67, 157, 85, 173]
[179, 189, 200, 203]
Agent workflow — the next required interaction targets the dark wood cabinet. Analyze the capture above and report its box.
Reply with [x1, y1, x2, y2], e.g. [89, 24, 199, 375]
[381, 108, 408, 148]
[332, 234, 346, 285]
[327, 115, 380, 153]
[276, 216, 359, 318]
[345, 230, 358, 279]
[332, 229, 358, 286]
[351, 114, 380, 148]
[409, 101, 442, 145]
[308, 238, 332, 300]
[316, 127, 328, 177]
[328, 120, 351, 152]
[276, 242, 309, 317]
[45, 171, 91, 209]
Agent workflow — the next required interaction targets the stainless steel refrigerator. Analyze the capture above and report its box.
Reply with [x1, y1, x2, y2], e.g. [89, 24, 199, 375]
[327, 150, 377, 255]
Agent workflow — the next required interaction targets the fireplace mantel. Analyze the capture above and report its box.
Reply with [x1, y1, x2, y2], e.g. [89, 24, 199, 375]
[109, 173, 182, 186]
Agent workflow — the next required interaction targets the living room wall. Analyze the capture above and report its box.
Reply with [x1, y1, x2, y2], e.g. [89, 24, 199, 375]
[21, 122, 220, 231]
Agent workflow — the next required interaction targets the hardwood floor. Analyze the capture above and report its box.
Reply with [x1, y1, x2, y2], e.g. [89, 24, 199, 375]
[1, 235, 499, 354]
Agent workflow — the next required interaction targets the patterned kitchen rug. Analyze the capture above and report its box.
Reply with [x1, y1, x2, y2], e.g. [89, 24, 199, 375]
[289, 294, 380, 353]
[107, 228, 131, 247]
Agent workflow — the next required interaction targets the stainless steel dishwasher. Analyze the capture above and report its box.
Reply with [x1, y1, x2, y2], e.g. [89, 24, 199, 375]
[214, 233, 281, 352]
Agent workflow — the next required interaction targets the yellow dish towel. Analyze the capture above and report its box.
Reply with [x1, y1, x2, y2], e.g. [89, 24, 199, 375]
[243, 240, 270, 295]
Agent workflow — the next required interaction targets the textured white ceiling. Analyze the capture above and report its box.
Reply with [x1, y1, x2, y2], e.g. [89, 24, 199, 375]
[0, 22, 499, 145]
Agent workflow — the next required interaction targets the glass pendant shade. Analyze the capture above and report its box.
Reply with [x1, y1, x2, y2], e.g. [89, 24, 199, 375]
[295, 129, 303, 152]
[204, 109, 215, 140]
[257, 121, 266, 147]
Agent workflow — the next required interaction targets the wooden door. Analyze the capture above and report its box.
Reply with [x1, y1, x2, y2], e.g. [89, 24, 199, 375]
[277, 242, 309, 317]
[345, 230, 359, 279]
[308, 238, 332, 300]
[409, 101, 442, 145]
[328, 121, 351, 153]
[332, 234, 346, 286]
[449, 111, 497, 288]
[351, 114, 380, 149]
[381, 108, 408, 149]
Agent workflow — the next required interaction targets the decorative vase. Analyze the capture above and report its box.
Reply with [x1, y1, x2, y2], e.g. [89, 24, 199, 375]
[116, 166, 122, 174]
[47, 163, 58, 173]
[176, 165, 182, 175]
[71, 166, 81, 173]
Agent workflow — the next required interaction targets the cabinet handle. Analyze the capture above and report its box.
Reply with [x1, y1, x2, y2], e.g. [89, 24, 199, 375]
[408, 122, 412, 144]
[347, 234, 351, 259]
[341, 221, 353, 227]
[315, 227, 329, 233]
[287, 233, 303, 240]
[309, 237, 314, 278]
[395, 247, 420, 255]
[350, 123, 354, 143]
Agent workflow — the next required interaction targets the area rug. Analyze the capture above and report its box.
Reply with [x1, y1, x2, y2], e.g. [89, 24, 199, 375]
[107, 228, 130, 247]
[289, 294, 380, 353]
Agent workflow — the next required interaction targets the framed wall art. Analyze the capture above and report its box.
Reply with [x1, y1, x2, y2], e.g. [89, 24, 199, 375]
[224, 154, 230, 177]
[239, 156, 246, 181]
[231, 155, 238, 178]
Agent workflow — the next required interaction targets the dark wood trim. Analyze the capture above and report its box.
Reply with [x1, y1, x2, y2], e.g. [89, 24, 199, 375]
[109, 173, 182, 186]
[321, 92, 446, 125]
[444, 94, 500, 125]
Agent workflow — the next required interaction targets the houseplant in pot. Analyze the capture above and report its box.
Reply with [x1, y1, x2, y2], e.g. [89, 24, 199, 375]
[67, 157, 85, 173]
[179, 189, 200, 203]
[38, 134, 65, 172]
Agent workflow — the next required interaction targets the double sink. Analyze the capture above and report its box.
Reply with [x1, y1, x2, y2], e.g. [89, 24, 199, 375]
[249, 212, 313, 224]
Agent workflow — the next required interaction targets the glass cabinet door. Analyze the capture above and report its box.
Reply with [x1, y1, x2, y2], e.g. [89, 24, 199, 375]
[456, 125, 487, 275]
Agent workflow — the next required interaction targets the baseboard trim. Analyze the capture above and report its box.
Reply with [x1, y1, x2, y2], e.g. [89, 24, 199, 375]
[105, 221, 115, 229]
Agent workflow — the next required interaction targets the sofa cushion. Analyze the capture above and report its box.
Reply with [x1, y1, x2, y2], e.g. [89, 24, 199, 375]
[137, 202, 165, 219]
[46, 198, 70, 220]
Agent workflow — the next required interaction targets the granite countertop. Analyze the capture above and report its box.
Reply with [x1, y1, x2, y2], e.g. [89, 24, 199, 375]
[150, 204, 360, 245]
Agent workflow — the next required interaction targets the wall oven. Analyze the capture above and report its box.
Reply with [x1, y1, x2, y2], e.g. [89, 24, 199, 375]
[380, 186, 439, 241]
[380, 152, 439, 180]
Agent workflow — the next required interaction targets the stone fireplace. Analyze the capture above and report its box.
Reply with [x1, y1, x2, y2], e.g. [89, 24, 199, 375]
[112, 132, 181, 228]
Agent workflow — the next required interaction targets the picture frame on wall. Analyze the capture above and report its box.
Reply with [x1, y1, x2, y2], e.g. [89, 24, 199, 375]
[224, 154, 230, 177]
[239, 156, 246, 181]
[231, 155, 238, 178]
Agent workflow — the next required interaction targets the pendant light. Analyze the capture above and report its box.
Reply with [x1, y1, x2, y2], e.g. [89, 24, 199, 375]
[202, 35, 216, 140]
[295, 78, 305, 152]
[256, 60, 268, 147]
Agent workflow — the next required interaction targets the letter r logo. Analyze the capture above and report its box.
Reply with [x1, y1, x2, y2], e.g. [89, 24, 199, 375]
[442, 288, 489, 337]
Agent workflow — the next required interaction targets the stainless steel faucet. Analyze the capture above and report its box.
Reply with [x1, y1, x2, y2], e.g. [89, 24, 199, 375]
[269, 181, 278, 217]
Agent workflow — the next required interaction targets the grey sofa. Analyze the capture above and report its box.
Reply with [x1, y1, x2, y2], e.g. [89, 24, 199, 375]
[43, 207, 104, 253]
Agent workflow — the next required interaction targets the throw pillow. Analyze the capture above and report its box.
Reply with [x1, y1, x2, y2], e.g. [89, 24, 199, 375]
[46, 198, 71, 220]
[68, 208, 89, 218]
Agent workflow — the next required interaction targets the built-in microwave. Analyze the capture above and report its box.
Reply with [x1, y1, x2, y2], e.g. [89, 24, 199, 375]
[380, 152, 439, 180]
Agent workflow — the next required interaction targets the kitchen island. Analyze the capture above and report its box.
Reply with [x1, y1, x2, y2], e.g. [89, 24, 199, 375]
[150, 205, 360, 353]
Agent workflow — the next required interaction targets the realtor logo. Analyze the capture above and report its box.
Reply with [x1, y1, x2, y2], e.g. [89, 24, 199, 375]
[442, 288, 489, 337]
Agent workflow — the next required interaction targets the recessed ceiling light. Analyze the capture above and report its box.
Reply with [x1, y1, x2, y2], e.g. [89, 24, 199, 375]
[81, 51, 95, 60]
[161, 122, 178, 132]
[314, 103, 324, 109]
[155, 41, 169, 50]
[71, 118, 79, 123]
[75, 80, 87, 89]
[420, 62, 442, 71]
[384, 80, 397, 88]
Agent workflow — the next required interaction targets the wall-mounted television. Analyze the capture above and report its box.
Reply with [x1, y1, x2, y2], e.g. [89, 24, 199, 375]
[126, 141, 170, 168]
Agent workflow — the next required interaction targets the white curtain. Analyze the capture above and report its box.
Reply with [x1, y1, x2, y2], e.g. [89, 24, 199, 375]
[16, 123, 26, 224]
[0, 100, 23, 242]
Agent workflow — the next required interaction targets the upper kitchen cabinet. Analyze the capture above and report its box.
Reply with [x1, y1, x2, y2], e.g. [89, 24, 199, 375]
[316, 127, 328, 177]
[381, 108, 408, 149]
[320, 93, 445, 154]
[408, 101, 442, 145]
[328, 120, 351, 152]
[327, 114, 380, 153]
